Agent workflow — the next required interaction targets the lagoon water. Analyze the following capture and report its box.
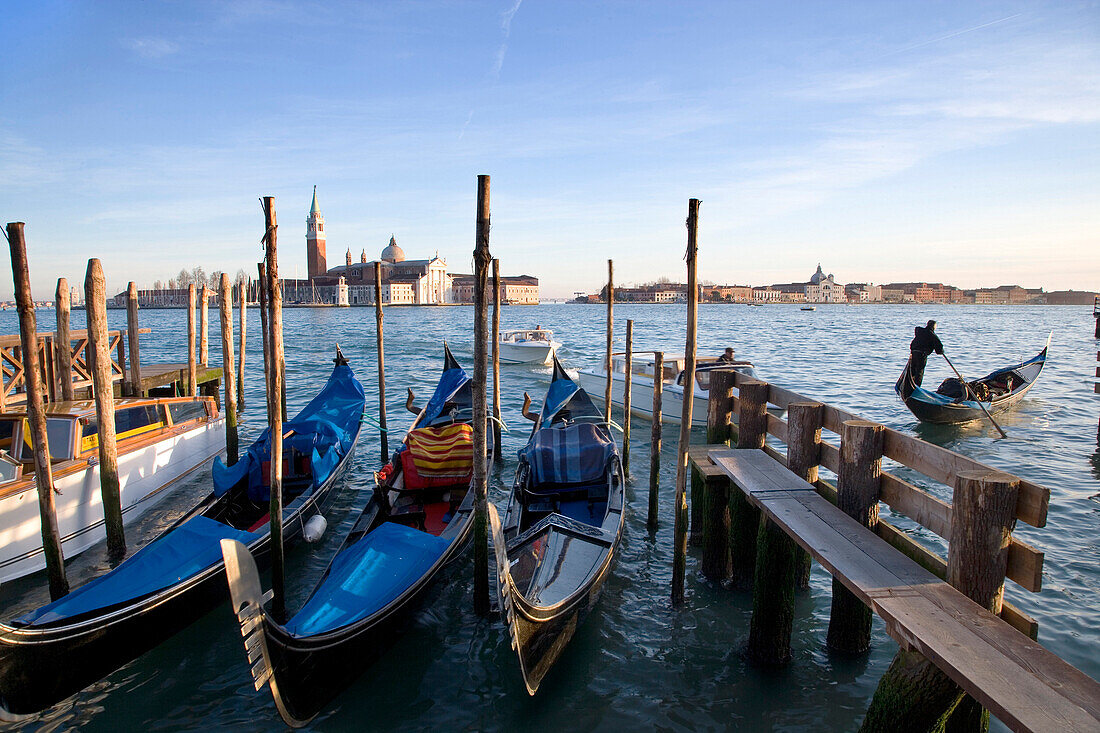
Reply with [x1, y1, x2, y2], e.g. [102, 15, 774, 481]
[0, 303, 1097, 732]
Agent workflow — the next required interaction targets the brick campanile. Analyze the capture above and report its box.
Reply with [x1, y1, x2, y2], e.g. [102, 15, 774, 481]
[306, 186, 327, 280]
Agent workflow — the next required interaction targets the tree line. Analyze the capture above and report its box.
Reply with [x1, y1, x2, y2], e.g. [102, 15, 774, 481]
[151, 267, 251, 291]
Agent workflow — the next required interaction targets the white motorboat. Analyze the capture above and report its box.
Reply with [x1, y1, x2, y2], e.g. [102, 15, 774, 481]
[577, 355, 759, 427]
[495, 328, 562, 365]
[0, 396, 225, 583]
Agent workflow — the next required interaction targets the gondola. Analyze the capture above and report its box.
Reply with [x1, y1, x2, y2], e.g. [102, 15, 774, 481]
[222, 345, 485, 727]
[0, 347, 363, 718]
[895, 336, 1050, 425]
[488, 357, 625, 695]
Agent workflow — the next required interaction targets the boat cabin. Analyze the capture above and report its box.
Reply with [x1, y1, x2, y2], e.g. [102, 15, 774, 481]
[609, 355, 757, 390]
[500, 329, 554, 344]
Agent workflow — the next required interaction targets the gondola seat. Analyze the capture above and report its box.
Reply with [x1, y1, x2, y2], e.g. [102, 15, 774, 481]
[400, 423, 474, 490]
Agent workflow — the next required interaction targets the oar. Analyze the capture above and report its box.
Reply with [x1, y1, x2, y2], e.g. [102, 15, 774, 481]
[942, 353, 1008, 438]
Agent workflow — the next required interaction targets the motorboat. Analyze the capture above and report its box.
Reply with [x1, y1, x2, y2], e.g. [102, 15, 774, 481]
[495, 329, 562, 365]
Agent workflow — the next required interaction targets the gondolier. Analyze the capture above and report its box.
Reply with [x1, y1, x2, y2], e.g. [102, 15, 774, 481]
[908, 320, 944, 387]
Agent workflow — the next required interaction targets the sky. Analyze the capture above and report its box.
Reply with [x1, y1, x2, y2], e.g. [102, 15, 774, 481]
[1, 0, 1098, 300]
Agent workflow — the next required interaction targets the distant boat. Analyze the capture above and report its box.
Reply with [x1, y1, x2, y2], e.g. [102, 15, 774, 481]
[577, 356, 758, 426]
[495, 328, 562, 365]
[221, 345, 482, 727]
[490, 357, 624, 695]
[895, 335, 1050, 424]
[0, 395, 224, 583]
[801, 305, 816, 311]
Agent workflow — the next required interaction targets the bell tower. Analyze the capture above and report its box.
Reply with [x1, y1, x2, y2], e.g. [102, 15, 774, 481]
[306, 186, 327, 280]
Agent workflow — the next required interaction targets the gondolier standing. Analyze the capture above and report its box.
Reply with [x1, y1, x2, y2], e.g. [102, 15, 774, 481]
[908, 320, 944, 386]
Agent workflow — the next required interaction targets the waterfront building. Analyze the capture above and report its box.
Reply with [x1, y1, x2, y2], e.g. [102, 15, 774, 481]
[450, 274, 540, 304]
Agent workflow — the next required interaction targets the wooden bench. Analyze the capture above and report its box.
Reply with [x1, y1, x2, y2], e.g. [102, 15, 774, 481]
[709, 447, 1100, 733]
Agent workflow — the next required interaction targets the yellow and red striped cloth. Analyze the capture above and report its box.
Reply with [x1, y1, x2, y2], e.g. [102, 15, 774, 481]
[405, 423, 474, 478]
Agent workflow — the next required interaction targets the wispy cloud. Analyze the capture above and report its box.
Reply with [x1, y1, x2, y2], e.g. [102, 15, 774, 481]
[124, 37, 179, 59]
[491, 0, 523, 79]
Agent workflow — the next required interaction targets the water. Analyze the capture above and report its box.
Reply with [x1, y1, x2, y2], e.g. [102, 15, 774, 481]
[1, 303, 1097, 731]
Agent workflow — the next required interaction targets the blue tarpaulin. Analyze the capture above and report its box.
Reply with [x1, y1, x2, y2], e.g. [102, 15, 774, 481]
[284, 522, 449, 637]
[521, 423, 614, 486]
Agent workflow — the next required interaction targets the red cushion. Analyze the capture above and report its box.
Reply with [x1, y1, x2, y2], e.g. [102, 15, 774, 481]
[400, 449, 469, 489]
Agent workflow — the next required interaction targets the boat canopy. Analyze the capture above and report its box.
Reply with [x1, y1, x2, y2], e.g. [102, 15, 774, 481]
[283, 522, 449, 637]
[521, 424, 615, 486]
[421, 347, 470, 426]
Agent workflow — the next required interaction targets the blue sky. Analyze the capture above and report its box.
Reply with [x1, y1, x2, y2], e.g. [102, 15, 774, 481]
[1, 1, 1098, 299]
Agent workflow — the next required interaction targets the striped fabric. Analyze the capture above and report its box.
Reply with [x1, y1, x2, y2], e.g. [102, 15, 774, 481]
[405, 423, 474, 478]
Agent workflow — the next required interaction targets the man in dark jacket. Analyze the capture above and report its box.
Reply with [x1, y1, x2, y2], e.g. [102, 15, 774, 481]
[908, 320, 944, 386]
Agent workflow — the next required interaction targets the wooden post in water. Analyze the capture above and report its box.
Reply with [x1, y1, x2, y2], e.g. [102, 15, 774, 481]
[647, 351, 664, 532]
[219, 273, 239, 465]
[7, 223, 69, 600]
[85, 258, 126, 561]
[700, 368, 734, 581]
[671, 198, 700, 606]
[199, 285, 209, 367]
[827, 420, 884, 654]
[785, 402, 822, 589]
[257, 263, 271, 422]
[55, 278, 74, 402]
[746, 401, 821, 666]
[126, 282, 142, 397]
[472, 175, 492, 617]
[374, 261, 388, 460]
[491, 259, 502, 460]
[261, 196, 287, 622]
[604, 260, 613, 422]
[187, 284, 197, 397]
[730, 379, 768, 588]
[237, 278, 246, 412]
[622, 319, 633, 474]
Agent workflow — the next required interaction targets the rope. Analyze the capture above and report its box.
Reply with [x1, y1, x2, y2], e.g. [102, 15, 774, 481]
[358, 412, 390, 433]
[488, 414, 510, 433]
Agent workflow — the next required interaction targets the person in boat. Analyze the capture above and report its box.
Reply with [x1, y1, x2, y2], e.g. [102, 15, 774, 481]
[908, 320, 944, 387]
[718, 347, 736, 363]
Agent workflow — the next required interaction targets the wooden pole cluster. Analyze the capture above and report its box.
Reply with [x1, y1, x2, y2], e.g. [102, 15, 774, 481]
[55, 278, 74, 402]
[604, 260, 613, 422]
[622, 319, 633, 474]
[671, 198, 700, 606]
[860, 470, 1020, 731]
[237, 278, 247, 412]
[126, 282, 142, 397]
[187, 284, 197, 397]
[7, 223, 69, 599]
[745, 401, 822, 666]
[491, 258, 502, 460]
[647, 351, 664, 532]
[730, 380, 767, 588]
[199, 285, 209, 367]
[699, 369, 734, 580]
[261, 197, 287, 622]
[374, 261, 388, 461]
[472, 175, 492, 617]
[219, 273, 239, 465]
[85, 258, 126, 561]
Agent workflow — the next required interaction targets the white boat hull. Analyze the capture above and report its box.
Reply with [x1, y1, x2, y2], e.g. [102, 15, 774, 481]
[496, 340, 561, 365]
[576, 370, 709, 427]
[0, 418, 226, 583]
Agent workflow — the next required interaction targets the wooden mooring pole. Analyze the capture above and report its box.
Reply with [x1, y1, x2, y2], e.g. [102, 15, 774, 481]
[647, 351, 663, 532]
[374, 261, 388, 461]
[237, 278, 246, 412]
[257, 263, 271, 422]
[7, 223, 69, 599]
[730, 379, 767, 589]
[699, 369, 734, 580]
[85, 258, 126, 561]
[671, 198, 700, 606]
[219, 273, 239, 465]
[491, 259, 502, 460]
[827, 420, 885, 654]
[746, 401, 821, 666]
[200, 285, 209, 367]
[605, 260, 613, 422]
[187, 284, 197, 396]
[860, 470, 1019, 732]
[126, 282, 142, 397]
[55, 278, 74, 402]
[261, 196, 287, 622]
[622, 319, 633, 475]
[472, 174, 492, 617]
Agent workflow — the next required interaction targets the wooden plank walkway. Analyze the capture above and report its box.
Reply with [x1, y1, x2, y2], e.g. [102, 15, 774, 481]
[709, 447, 1100, 733]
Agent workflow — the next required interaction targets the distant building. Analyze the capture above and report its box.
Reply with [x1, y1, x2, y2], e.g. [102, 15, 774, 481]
[306, 186, 327, 281]
[451, 274, 540, 304]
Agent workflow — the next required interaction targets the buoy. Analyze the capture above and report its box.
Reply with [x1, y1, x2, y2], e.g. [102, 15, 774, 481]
[303, 514, 327, 543]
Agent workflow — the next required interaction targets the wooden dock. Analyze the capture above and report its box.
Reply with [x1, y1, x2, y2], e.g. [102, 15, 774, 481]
[688, 369, 1100, 732]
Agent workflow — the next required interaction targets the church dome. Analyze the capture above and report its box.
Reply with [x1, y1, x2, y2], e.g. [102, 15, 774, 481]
[380, 235, 405, 263]
[809, 264, 826, 285]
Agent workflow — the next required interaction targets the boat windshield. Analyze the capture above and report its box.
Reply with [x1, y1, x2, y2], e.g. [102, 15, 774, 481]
[4, 417, 75, 462]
